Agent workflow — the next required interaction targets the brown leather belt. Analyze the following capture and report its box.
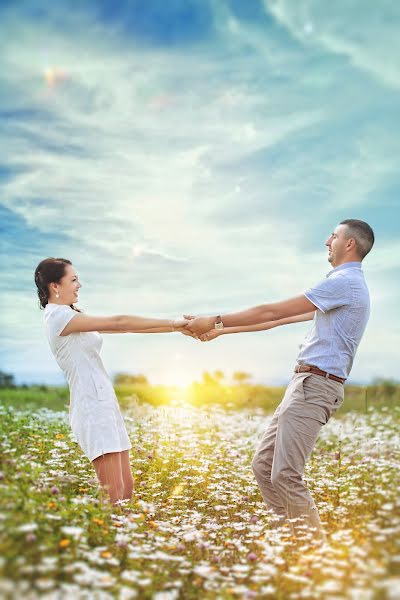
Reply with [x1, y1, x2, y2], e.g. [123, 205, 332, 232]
[294, 363, 346, 384]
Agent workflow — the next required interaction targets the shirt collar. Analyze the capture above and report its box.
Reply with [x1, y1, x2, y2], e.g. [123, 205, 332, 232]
[326, 261, 362, 278]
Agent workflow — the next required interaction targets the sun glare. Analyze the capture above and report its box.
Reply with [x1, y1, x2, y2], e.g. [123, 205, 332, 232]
[44, 67, 67, 88]
[166, 372, 190, 390]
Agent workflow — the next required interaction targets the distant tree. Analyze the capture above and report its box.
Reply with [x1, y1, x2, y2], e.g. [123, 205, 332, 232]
[113, 373, 149, 385]
[200, 371, 225, 385]
[213, 370, 225, 383]
[202, 372, 213, 385]
[0, 370, 16, 389]
[372, 377, 398, 398]
[201, 371, 218, 385]
[232, 371, 252, 385]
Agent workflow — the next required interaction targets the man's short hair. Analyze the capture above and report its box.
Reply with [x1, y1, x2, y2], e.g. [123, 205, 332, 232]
[340, 219, 375, 260]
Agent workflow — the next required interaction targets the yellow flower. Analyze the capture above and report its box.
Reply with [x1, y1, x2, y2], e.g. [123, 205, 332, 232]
[100, 550, 112, 559]
[92, 518, 104, 525]
[59, 539, 70, 548]
[55, 434, 64, 439]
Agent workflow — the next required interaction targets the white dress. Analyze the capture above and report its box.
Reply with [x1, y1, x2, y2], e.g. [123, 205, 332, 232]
[44, 303, 132, 461]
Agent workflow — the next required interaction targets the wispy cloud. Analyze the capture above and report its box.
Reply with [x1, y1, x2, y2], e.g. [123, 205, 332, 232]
[264, 0, 400, 90]
[1, 0, 399, 383]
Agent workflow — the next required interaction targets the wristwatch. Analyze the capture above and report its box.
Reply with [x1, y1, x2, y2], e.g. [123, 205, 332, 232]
[214, 315, 224, 330]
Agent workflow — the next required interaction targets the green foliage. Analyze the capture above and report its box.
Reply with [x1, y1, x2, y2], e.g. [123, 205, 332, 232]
[1, 378, 399, 415]
[113, 372, 149, 385]
[0, 370, 16, 389]
[371, 377, 398, 398]
[0, 386, 69, 411]
[201, 370, 225, 385]
[232, 371, 252, 385]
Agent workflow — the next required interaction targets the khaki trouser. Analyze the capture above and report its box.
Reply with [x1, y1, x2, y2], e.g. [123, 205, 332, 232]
[251, 372, 344, 541]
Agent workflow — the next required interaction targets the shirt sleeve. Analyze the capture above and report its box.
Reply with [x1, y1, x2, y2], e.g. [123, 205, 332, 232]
[47, 305, 78, 337]
[303, 274, 350, 313]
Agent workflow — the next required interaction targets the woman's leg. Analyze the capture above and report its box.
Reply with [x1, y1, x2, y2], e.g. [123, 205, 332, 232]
[120, 449, 134, 500]
[92, 451, 124, 505]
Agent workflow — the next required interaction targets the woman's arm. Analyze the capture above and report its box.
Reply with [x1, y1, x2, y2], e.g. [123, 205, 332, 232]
[99, 327, 180, 333]
[98, 330, 127, 334]
[61, 313, 188, 336]
[125, 325, 187, 333]
[199, 312, 314, 341]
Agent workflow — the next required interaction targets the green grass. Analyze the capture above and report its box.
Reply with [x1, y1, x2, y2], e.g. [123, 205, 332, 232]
[1, 380, 398, 415]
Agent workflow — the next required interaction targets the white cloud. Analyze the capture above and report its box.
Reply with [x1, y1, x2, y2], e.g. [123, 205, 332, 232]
[264, 0, 400, 89]
[1, 2, 399, 383]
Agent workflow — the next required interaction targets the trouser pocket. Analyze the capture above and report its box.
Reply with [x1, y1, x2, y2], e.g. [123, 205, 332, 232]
[279, 372, 313, 413]
[325, 388, 345, 416]
[302, 374, 344, 425]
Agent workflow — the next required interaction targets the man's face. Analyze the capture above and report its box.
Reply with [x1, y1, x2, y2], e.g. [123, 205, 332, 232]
[325, 224, 351, 267]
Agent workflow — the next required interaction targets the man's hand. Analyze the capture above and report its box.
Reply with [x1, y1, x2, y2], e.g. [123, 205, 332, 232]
[199, 329, 221, 342]
[179, 316, 199, 339]
[180, 328, 199, 339]
[183, 314, 215, 336]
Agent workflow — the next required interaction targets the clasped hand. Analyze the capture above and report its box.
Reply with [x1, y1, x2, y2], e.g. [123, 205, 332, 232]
[173, 314, 220, 342]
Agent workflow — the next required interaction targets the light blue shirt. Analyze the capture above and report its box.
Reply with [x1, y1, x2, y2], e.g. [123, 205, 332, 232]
[296, 262, 370, 379]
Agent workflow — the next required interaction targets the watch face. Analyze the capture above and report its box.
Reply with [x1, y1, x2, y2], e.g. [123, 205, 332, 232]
[215, 322, 224, 330]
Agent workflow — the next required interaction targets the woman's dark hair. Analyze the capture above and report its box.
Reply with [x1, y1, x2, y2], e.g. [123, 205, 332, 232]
[34, 258, 82, 312]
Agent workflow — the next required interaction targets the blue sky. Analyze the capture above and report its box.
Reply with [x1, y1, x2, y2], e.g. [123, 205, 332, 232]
[1, 0, 399, 386]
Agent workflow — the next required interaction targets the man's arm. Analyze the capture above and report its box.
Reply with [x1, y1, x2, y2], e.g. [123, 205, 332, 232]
[222, 295, 317, 325]
[186, 295, 317, 336]
[195, 311, 314, 341]
[219, 311, 315, 333]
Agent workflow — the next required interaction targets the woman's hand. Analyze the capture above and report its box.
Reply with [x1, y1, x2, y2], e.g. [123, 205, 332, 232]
[181, 316, 221, 341]
[181, 315, 199, 339]
[172, 319, 190, 331]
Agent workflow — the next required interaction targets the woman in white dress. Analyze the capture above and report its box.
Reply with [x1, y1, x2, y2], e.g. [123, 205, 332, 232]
[34, 257, 188, 506]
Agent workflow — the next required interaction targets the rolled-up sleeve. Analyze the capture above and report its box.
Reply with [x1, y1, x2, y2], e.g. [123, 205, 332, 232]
[303, 274, 350, 313]
[48, 305, 78, 336]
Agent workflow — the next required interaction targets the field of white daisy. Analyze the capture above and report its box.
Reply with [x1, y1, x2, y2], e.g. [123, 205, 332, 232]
[0, 400, 399, 599]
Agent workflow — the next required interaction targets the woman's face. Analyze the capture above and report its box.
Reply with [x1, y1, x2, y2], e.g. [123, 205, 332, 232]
[50, 264, 82, 304]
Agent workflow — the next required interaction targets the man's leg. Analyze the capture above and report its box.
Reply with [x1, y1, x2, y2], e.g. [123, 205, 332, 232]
[270, 373, 342, 542]
[251, 378, 303, 528]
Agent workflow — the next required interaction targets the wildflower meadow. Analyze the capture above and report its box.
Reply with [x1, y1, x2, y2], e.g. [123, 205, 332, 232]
[0, 390, 399, 599]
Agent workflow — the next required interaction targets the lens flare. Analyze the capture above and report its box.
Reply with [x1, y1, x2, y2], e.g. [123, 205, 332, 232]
[44, 67, 67, 88]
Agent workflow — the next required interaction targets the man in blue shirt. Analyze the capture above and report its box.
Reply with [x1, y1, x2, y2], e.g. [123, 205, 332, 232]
[185, 219, 374, 543]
